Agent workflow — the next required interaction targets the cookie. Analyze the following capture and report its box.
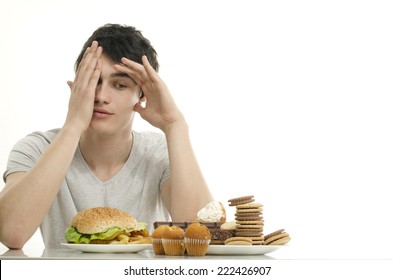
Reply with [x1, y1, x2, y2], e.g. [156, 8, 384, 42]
[227, 240, 252, 245]
[228, 195, 255, 206]
[236, 224, 263, 230]
[224, 237, 253, 245]
[235, 215, 262, 221]
[236, 220, 263, 225]
[236, 203, 263, 209]
[220, 221, 237, 230]
[264, 229, 285, 240]
[236, 208, 262, 214]
[268, 236, 291, 245]
[250, 236, 264, 245]
[236, 230, 263, 237]
[235, 214, 262, 219]
[264, 229, 291, 245]
[210, 240, 225, 245]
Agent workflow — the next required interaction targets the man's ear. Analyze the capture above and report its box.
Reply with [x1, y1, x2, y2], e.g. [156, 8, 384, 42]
[139, 95, 147, 103]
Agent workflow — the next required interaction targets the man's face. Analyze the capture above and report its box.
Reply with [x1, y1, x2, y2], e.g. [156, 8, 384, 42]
[89, 54, 141, 134]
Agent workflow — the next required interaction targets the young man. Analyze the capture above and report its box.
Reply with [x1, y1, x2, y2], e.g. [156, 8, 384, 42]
[0, 24, 213, 249]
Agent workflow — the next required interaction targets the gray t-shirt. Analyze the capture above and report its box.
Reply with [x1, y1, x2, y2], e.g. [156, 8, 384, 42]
[3, 129, 171, 248]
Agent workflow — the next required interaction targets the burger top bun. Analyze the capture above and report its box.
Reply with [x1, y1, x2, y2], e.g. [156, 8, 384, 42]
[71, 207, 137, 234]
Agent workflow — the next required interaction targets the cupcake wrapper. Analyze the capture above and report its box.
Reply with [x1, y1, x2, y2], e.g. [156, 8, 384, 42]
[161, 238, 186, 256]
[152, 238, 166, 255]
[185, 238, 211, 256]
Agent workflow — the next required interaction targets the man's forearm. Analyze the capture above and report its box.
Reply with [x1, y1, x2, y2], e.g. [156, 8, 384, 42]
[164, 120, 213, 221]
[0, 125, 81, 248]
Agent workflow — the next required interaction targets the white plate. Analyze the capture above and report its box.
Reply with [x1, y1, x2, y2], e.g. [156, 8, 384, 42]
[206, 245, 282, 255]
[61, 243, 152, 253]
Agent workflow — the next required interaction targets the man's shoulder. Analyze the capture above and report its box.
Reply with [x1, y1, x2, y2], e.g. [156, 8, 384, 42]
[133, 130, 165, 142]
[24, 128, 60, 143]
[132, 130, 167, 152]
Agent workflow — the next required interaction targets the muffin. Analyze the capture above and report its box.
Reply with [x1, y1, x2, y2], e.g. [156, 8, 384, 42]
[151, 225, 170, 255]
[184, 223, 211, 256]
[161, 226, 186, 256]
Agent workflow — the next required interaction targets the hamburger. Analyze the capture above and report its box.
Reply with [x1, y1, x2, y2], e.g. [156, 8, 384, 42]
[65, 207, 149, 244]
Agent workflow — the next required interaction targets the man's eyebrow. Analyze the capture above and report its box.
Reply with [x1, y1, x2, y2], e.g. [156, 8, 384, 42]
[111, 73, 131, 79]
[110, 73, 137, 84]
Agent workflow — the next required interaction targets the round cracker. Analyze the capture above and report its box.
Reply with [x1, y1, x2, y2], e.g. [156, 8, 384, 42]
[236, 203, 263, 209]
[236, 224, 263, 229]
[236, 220, 263, 225]
[224, 237, 252, 244]
[268, 236, 291, 245]
[220, 221, 237, 230]
[235, 215, 262, 221]
[228, 195, 254, 203]
[228, 196, 255, 206]
[236, 208, 263, 213]
[264, 233, 289, 244]
[236, 231, 263, 237]
[264, 229, 285, 240]
[225, 240, 252, 245]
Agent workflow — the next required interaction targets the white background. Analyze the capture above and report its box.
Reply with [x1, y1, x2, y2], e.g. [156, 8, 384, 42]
[1, 0, 393, 260]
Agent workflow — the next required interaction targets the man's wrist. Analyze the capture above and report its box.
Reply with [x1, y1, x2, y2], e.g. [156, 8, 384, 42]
[61, 122, 84, 140]
[162, 115, 188, 135]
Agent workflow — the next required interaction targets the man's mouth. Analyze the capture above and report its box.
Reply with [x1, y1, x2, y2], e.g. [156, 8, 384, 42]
[93, 108, 113, 118]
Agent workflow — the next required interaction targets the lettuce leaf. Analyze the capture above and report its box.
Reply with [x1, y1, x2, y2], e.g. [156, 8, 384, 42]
[135, 222, 147, 231]
[65, 226, 127, 244]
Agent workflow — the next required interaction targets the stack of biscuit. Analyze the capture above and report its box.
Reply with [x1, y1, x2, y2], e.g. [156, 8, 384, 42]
[228, 195, 264, 245]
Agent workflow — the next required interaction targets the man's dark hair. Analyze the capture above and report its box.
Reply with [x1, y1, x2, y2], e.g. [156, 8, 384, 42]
[75, 23, 159, 72]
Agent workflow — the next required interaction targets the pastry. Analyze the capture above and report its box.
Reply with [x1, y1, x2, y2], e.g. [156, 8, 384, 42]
[161, 226, 186, 256]
[210, 228, 235, 244]
[184, 223, 211, 256]
[151, 225, 170, 255]
[196, 201, 226, 222]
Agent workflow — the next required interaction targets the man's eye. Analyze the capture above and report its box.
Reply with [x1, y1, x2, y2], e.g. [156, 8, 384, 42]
[114, 83, 126, 89]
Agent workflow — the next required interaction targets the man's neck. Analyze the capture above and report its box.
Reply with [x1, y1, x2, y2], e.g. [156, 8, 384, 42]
[79, 129, 133, 181]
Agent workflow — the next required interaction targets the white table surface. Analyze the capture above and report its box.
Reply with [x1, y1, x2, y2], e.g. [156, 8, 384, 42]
[0, 246, 283, 260]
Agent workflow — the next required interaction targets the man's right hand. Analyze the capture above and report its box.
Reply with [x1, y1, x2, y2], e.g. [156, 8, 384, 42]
[65, 41, 102, 134]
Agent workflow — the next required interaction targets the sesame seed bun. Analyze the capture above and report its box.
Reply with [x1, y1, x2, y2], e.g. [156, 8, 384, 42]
[71, 207, 137, 234]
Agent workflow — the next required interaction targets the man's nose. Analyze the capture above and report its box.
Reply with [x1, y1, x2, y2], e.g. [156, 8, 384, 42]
[95, 83, 111, 104]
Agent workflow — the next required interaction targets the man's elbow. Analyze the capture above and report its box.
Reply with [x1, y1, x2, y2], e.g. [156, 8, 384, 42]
[0, 227, 28, 250]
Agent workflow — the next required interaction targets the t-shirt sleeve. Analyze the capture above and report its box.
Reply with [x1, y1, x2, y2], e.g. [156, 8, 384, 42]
[3, 132, 51, 182]
[159, 159, 170, 189]
[156, 135, 171, 189]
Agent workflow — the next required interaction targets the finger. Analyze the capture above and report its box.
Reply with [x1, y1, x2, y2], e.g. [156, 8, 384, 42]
[118, 58, 147, 80]
[66, 81, 74, 90]
[75, 42, 102, 86]
[74, 41, 98, 80]
[75, 46, 92, 78]
[133, 102, 145, 114]
[142, 55, 160, 82]
[87, 59, 102, 90]
[113, 63, 144, 88]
